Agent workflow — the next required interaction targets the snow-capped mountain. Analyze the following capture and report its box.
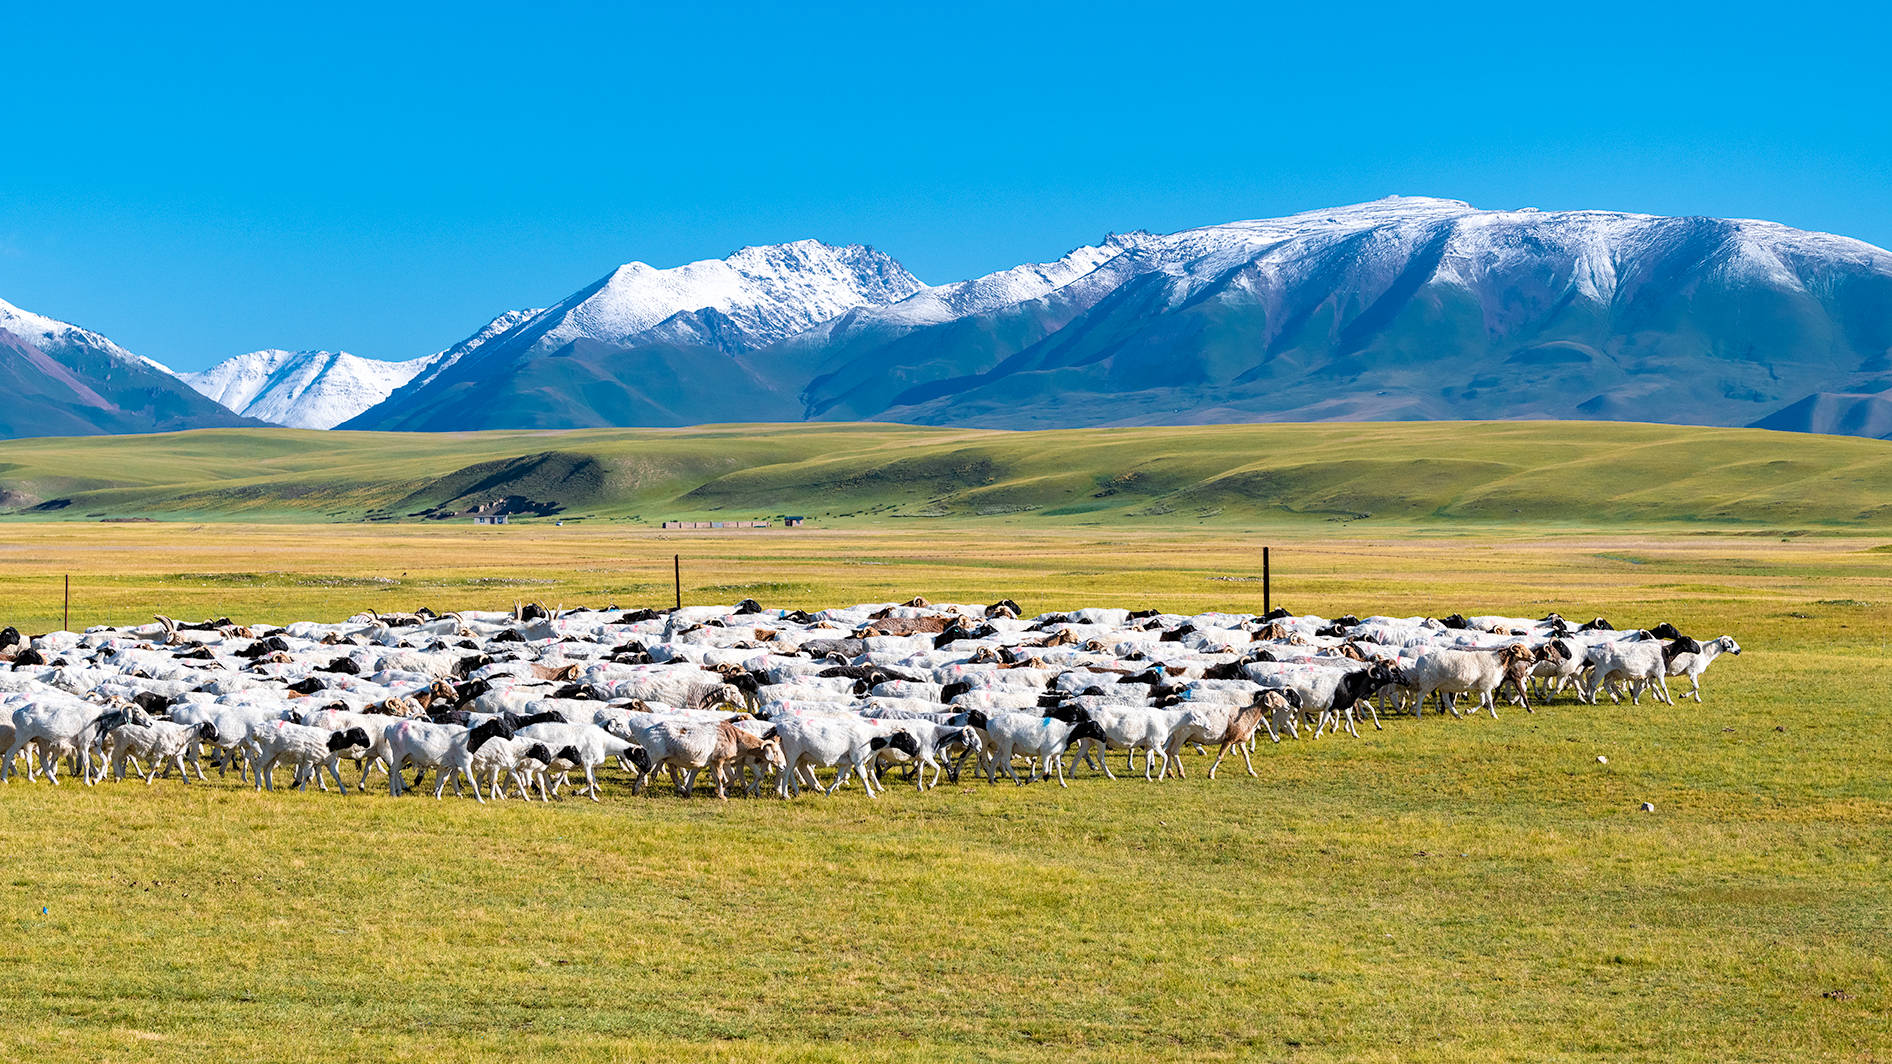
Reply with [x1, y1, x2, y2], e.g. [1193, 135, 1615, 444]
[336, 201, 1892, 435]
[182, 349, 444, 430]
[410, 307, 543, 391]
[343, 241, 922, 430]
[791, 197, 1892, 429]
[0, 297, 255, 440]
[9, 199, 1892, 440]
[184, 308, 543, 429]
[533, 240, 923, 354]
[1, 295, 177, 375]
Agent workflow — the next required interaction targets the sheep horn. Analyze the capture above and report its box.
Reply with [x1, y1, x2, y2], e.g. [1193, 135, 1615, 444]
[154, 615, 178, 634]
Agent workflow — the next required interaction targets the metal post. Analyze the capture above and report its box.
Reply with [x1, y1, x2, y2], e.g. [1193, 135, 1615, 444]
[674, 554, 681, 610]
[1262, 548, 1271, 615]
[64, 574, 70, 632]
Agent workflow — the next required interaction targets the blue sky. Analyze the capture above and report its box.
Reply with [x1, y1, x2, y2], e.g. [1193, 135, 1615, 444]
[3, 0, 1887, 370]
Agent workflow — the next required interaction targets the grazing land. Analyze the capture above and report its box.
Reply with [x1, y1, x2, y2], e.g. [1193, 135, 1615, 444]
[0, 420, 1889, 528]
[0, 521, 1888, 1062]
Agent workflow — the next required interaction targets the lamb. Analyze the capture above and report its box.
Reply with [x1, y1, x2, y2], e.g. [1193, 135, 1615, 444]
[868, 718, 980, 791]
[433, 719, 529, 802]
[459, 736, 556, 802]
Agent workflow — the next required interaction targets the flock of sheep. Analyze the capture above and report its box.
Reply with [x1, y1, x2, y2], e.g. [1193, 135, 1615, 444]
[0, 598, 1741, 801]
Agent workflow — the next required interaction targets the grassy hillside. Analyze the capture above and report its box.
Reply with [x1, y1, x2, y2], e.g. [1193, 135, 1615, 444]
[0, 421, 1887, 528]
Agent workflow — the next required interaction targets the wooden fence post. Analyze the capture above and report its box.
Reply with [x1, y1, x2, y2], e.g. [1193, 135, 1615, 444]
[1263, 548, 1271, 615]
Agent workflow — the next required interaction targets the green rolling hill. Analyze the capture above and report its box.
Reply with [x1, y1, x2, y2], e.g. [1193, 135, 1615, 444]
[0, 421, 1887, 528]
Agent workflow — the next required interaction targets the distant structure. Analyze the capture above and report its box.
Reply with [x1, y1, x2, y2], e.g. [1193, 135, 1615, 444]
[472, 514, 509, 525]
[661, 519, 775, 530]
[783, 516, 807, 528]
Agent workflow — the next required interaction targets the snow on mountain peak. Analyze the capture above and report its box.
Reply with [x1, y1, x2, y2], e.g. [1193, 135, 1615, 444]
[183, 349, 442, 430]
[0, 295, 174, 374]
[537, 240, 923, 352]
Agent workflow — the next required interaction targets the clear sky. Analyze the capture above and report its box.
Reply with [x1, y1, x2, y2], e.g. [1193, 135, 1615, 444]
[3, 0, 1887, 370]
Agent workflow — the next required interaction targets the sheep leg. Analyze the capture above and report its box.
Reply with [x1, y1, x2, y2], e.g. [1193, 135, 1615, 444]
[0, 738, 24, 783]
[824, 762, 851, 796]
[1236, 740, 1259, 778]
[1052, 751, 1069, 789]
[998, 751, 1021, 786]
[1207, 744, 1229, 779]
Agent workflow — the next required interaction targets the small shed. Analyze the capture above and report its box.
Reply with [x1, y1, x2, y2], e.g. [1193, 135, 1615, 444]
[783, 515, 807, 528]
[473, 514, 509, 525]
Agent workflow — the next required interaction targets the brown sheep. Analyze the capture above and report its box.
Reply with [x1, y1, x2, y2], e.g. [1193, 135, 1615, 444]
[1205, 691, 1297, 779]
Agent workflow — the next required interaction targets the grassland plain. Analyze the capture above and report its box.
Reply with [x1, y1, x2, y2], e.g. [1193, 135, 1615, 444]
[0, 521, 1886, 1062]
[1, 420, 1890, 528]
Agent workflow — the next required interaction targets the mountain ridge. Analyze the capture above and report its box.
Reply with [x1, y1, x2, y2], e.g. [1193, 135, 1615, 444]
[7, 198, 1892, 440]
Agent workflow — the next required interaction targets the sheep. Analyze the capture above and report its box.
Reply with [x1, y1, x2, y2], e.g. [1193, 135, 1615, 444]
[433, 719, 527, 802]
[980, 711, 1108, 787]
[1581, 640, 1674, 706]
[640, 720, 786, 798]
[3, 694, 123, 785]
[514, 721, 649, 801]
[771, 714, 912, 798]
[1662, 635, 1742, 701]
[247, 721, 372, 793]
[1395, 645, 1535, 718]
[1063, 704, 1196, 781]
[380, 718, 468, 797]
[1193, 691, 1296, 779]
[106, 719, 219, 784]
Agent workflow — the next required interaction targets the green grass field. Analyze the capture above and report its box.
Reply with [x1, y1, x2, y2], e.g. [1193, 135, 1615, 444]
[0, 521, 1887, 1061]
[1, 422, 1888, 1060]
[1, 420, 1889, 528]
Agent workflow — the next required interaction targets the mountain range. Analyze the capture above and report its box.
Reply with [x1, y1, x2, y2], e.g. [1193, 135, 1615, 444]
[4, 197, 1890, 441]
